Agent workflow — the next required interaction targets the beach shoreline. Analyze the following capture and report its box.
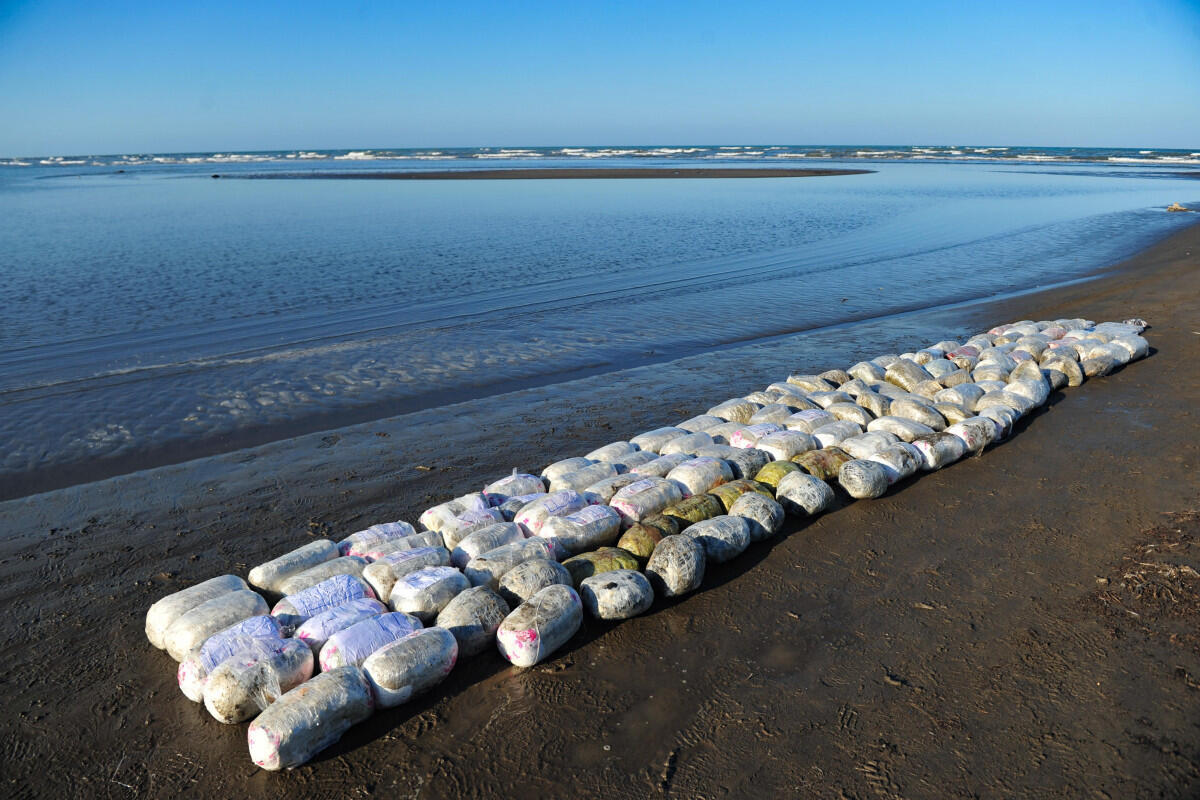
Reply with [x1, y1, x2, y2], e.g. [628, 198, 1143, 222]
[1, 219, 1198, 797]
[235, 167, 875, 180]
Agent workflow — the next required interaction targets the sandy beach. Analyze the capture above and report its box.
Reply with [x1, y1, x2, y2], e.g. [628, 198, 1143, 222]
[1, 219, 1198, 798]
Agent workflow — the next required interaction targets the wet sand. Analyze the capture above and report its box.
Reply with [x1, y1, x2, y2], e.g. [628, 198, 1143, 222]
[239, 167, 874, 180]
[1, 220, 1198, 798]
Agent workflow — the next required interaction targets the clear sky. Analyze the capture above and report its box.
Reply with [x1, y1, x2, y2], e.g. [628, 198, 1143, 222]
[1, 0, 1198, 156]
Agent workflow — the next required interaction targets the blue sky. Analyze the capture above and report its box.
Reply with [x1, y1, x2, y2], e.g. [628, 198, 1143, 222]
[1, 0, 1198, 155]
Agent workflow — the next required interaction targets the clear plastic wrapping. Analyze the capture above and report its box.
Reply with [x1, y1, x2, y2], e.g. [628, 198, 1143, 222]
[146, 574, 247, 649]
[362, 627, 459, 707]
[249, 541, 339, 594]
[579, 569, 653, 620]
[319, 611, 423, 671]
[164, 589, 270, 662]
[204, 638, 313, 724]
[496, 584, 582, 667]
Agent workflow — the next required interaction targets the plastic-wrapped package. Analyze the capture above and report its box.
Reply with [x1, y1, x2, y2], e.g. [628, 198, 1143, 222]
[362, 546, 451, 601]
[359, 530, 444, 561]
[645, 535, 706, 598]
[753, 460, 802, 488]
[496, 585, 583, 667]
[972, 364, 1010, 383]
[786, 374, 836, 392]
[911, 432, 967, 471]
[1008, 359, 1045, 383]
[146, 574, 248, 649]
[838, 459, 889, 499]
[888, 397, 946, 431]
[666, 456, 733, 498]
[975, 390, 1035, 417]
[934, 383, 986, 410]
[272, 575, 375, 632]
[765, 383, 818, 406]
[866, 416, 935, 442]
[812, 420, 863, 448]
[729, 423, 784, 449]
[806, 391, 856, 409]
[847, 361, 886, 383]
[294, 598, 388, 656]
[932, 402, 971, 425]
[165, 590, 271, 662]
[676, 414, 726, 432]
[513, 490, 592, 535]
[855, 391, 891, 418]
[439, 507, 506, 551]
[640, 514, 682, 539]
[338, 524, 417, 559]
[776, 471, 836, 516]
[435, 586, 510, 656]
[923, 359, 957, 379]
[610, 450, 658, 472]
[744, 390, 783, 405]
[616, 524, 663, 561]
[631, 452, 694, 478]
[450, 523, 524, 569]
[825, 403, 874, 427]
[660, 493, 724, 528]
[699, 421, 743, 446]
[1042, 355, 1084, 387]
[728, 493, 784, 541]
[1109, 334, 1149, 362]
[249, 542, 339, 595]
[419, 492, 490, 534]
[945, 417, 998, 453]
[979, 405, 1016, 439]
[178, 615, 285, 702]
[610, 477, 685, 527]
[584, 441, 639, 462]
[870, 381, 909, 400]
[496, 493, 543, 521]
[388, 566, 469, 623]
[750, 403, 802, 425]
[939, 368, 972, 387]
[838, 431, 900, 460]
[538, 505, 623, 558]
[630, 427, 688, 454]
[247, 666, 374, 771]
[782, 409, 835, 433]
[1082, 353, 1116, 377]
[580, 570, 654, 620]
[659, 431, 715, 456]
[820, 368, 853, 385]
[482, 471, 545, 503]
[548, 462, 618, 493]
[204, 638, 314, 724]
[277, 556, 369, 597]
[682, 516, 751, 563]
[707, 398, 762, 423]
[708, 478, 773, 512]
[496, 558, 573, 607]
[692, 444, 772, 480]
[884, 360, 934, 392]
[1007, 377, 1050, 407]
[319, 612, 423, 671]
[464, 538, 556, 589]
[837, 378, 871, 398]
[867, 442, 922, 484]
[362, 627, 458, 708]
[792, 447, 852, 481]
[585, 473, 644, 503]
[562, 547, 640, 586]
[541, 457, 594, 483]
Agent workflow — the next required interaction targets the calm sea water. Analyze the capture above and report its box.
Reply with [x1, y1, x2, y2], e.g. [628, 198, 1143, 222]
[1, 149, 1197, 498]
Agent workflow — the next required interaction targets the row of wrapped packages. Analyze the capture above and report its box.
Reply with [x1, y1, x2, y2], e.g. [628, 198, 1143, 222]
[143, 316, 1149, 770]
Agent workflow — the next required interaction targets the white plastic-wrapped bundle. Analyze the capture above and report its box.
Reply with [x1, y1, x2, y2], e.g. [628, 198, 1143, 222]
[450, 523, 524, 569]
[249, 542, 339, 595]
[435, 586, 510, 656]
[1109, 334, 1149, 362]
[631, 452, 694, 478]
[945, 417, 998, 453]
[888, 397, 946, 431]
[549, 462, 618, 493]
[146, 574, 248, 649]
[692, 445, 772, 480]
[388, 566, 469, 623]
[419, 492, 490, 534]
[705, 421, 749, 445]
[610, 477, 685, 527]
[855, 390, 891, 418]
[870, 381, 909, 400]
[645, 534, 705, 597]
[934, 383, 985, 410]
[584, 473, 643, 503]
[579, 570, 654, 620]
[812, 420, 863, 447]
[359, 530, 444, 561]
[630, 427, 688, 453]
[496, 558, 573, 607]
[766, 382, 817, 404]
[932, 401, 972, 425]
[440, 507, 506, 551]
[362, 546, 451, 601]
[787, 374, 836, 392]
[495, 493, 542, 521]
[750, 403, 801, 425]
[867, 442, 922, 484]
[178, 615, 284, 702]
[911, 433, 967, 471]
[847, 361, 886, 382]
[513, 490, 592, 535]
[247, 666, 374, 771]
[496, 584, 583, 667]
[729, 423, 783, 449]
[294, 597, 388, 656]
[682, 515, 751, 563]
[1081, 352, 1117, 377]
[482, 471, 545, 503]
[939, 368, 972, 388]
[806, 391, 856, 409]
[866, 416, 935, 443]
[1042, 354, 1084, 387]
[165, 589, 270, 662]
[204, 638, 314, 724]
[825, 403, 874, 427]
[338, 524, 418, 559]
[884, 360, 934, 392]
[319, 612, 423, 671]
[1008, 359, 1045, 383]
[776, 471, 835, 516]
[745, 390, 783, 405]
[464, 538, 557, 589]
[611, 451, 658, 472]
[538, 505, 622, 558]
[975, 390, 1035, 417]
[923, 359, 957, 379]
[1007, 378, 1049, 407]
[783, 409, 835, 433]
[728, 493, 784, 541]
[666, 456, 732, 498]
[541, 457, 594, 483]
[839, 431, 900, 459]
[584, 441, 639, 462]
[272, 574, 375, 631]
[979, 405, 1017, 439]
[838, 459, 889, 499]
[677, 414, 726, 432]
[277, 556, 369, 597]
[362, 627, 459, 708]
[707, 398, 761, 423]
[755, 430, 817, 461]
[659, 431, 715, 456]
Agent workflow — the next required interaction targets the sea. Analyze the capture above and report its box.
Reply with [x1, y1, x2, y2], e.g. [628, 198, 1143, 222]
[1, 145, 1198, 498]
